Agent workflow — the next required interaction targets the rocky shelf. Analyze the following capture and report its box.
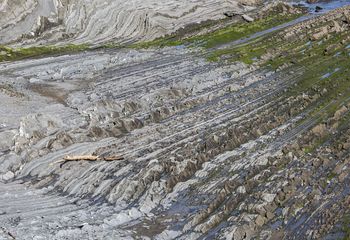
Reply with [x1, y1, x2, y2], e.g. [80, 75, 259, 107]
[0, 1, 350, 239]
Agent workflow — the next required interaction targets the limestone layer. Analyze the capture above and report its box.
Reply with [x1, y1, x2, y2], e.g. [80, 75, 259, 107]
[0, 0, 253, 46]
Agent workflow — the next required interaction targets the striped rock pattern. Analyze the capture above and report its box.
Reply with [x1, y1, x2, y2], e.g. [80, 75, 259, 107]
[0, 0, 252, 46]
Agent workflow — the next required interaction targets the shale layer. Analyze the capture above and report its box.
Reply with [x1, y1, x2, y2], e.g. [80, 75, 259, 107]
[0, 3, 350, 240]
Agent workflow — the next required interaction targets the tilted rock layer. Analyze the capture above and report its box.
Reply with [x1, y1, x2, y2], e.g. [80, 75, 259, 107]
[0, 0, 253, 46]
[1, 2, 350, 240]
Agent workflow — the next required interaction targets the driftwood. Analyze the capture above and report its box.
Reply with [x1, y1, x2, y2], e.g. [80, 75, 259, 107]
[50, 155, 124, 166]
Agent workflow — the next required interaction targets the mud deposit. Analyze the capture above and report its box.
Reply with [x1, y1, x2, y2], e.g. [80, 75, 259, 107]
[1, 2, 350, 240]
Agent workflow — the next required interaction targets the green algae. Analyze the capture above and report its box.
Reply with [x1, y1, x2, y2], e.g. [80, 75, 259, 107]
[0, 44, 89, 62]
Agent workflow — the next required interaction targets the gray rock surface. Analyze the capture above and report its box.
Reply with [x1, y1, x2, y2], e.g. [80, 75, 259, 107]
[0, 0, 255, 46]
[1, 2, 350, 240]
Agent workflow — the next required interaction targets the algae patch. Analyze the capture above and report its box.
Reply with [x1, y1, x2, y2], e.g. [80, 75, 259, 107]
[133, 12, 303, 50]
[0, 44, 89, 62]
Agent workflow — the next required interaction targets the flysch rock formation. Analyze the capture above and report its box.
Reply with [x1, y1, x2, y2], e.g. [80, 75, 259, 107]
[1, 1, 350, 240]
[0, 0, 256, 46]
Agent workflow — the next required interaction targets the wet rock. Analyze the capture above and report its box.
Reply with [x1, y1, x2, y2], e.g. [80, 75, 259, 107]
[315, 6, 323, 13]
[307, 0, 319, 3]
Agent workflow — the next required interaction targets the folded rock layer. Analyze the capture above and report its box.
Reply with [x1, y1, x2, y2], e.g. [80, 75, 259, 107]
[0, 0, 253, 46]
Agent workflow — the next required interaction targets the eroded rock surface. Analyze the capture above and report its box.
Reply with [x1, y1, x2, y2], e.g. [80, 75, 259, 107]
[1, 3, 350, 240]
[0, 0, 257, 46]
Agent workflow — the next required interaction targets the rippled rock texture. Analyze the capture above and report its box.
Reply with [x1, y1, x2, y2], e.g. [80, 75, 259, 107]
[0, 0, 256, 46]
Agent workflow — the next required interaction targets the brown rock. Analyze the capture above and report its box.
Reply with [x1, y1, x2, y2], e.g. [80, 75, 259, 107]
[333, 105, 348, 121]
[266, 210, 275, 220]
[311, 26, 328, 40]
[311, 123, 327, 137]
[255, 215, 266, 227]
[330, 20, 342, 33]
[270, 230, 285, 240]
[233, 226, 245, 240]
[237, 0, 262, 6]
[343, 141, 350, 150]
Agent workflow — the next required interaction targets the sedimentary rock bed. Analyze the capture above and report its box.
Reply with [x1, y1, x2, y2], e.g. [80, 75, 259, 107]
[1, 2, 350, 240]
[0, 0, 254, 46]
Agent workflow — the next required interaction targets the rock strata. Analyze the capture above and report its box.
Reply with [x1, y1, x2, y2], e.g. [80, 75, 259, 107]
[1, 2, 350, 240]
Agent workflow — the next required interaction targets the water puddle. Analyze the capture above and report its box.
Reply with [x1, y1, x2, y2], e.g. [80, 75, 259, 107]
[300, 41, 312, 53]
[291, 0, 350, 13]
[334, 51, 342, 57]
[270, 219, 283, 230]
[214, 15, 314, 50]
[321, 67, 340, 79]
[175, 45, 186, 50]
[212, 0, 350, 51]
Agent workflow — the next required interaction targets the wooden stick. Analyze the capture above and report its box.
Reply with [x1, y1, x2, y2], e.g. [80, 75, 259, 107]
[103, 156, 124, 161]
[50, 155, 124, 166]
[64, 155, 100, 161]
